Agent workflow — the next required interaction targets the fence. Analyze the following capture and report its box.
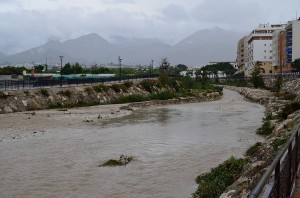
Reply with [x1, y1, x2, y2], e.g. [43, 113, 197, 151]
[0, 74, 159, 91]
[250, 123, 300, 198]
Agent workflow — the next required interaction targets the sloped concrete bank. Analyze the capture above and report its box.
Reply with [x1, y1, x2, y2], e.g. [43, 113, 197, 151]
[0, 82, 221, 114]
[220, 86, 300, 198]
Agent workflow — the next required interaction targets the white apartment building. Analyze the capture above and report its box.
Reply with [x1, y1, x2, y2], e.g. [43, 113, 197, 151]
[245, 23, 285, 76]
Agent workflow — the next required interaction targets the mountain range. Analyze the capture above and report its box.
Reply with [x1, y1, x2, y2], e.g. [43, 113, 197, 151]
[0, 28, 243, 67]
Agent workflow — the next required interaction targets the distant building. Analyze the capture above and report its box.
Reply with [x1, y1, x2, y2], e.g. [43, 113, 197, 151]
[245, 23, 286, 76]
[285, 19, 300, 63]
[272, 18, 300, 73]
[236, 36, 248, 72]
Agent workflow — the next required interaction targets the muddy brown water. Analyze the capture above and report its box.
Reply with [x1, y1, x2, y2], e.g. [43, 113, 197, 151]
[0, 89, 264, 198]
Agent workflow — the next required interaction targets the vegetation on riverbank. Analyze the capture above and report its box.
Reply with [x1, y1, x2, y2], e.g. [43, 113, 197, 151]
[192, 157, 246, 198]
[48, 76, 223, 109]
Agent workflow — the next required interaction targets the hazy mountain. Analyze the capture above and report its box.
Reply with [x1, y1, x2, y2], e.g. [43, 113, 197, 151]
[0, 28, 242, 66]
[169, 28, 242, 66]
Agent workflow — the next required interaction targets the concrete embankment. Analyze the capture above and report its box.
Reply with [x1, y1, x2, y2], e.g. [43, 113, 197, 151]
[0, 81, 221, 114]
[221, 85, 300, 198]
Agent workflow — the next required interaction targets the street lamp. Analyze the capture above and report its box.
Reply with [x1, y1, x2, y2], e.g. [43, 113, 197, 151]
[118, 56, 122, 81]
[151, 60, 154, 76]
[59, 56, 64, 86]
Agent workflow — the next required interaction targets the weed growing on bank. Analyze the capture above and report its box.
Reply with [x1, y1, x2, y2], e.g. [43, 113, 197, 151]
[192, 157, 246, 198]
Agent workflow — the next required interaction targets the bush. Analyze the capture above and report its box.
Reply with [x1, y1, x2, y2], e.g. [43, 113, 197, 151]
[111, 84, 127, 93]
[140, 79, 156, 93]
[123, 81, 133, 88]
[39, 89, 49, 97]
[149, 91, 177, 100]
[84, 87, 93, 95]
[256, 120, 274, 136]
[58, 90, 72, 97]
[274, 92, 297, 100]
[114, 94, 148, 103]
[279, 101, 300, 120]
[193, 157, 246, 198]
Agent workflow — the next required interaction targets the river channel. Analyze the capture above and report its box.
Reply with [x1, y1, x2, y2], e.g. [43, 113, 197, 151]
[0, 89, 265, 198]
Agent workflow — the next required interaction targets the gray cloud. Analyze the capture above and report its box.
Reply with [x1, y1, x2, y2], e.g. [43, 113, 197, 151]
[0, 0, 299, 55]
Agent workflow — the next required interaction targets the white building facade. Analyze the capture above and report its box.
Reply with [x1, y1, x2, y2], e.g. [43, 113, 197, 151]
[245, 24, 285, 76]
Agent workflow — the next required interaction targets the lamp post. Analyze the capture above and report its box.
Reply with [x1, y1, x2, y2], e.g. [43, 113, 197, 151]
[118, 56, 122, 81]
[59, 56, 64, 86]
[151, 60, 154, 76]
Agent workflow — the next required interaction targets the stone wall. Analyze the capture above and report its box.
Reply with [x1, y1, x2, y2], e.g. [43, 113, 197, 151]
[264, 78, 300, 99]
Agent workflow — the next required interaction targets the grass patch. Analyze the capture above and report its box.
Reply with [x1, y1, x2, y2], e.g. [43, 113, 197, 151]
[271, 135, 290, 150]
[149, 91, 177, 100]
[193, 156, 246, 198]
[114, 94, 148, 103]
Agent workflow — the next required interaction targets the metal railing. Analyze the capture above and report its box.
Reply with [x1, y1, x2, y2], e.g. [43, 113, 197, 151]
[250, 123, 300, 198]
[0, 74, 159, 91]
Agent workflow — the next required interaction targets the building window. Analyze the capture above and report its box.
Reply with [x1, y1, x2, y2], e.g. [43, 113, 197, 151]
[264, 50, 266, 53]
[264, 44, 267, 46]
[264, 56, 266, 59]
[269, 56, 272, 59]
[270, 50, 272, 53]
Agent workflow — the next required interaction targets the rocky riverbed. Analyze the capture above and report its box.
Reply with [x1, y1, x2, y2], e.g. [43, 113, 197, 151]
[220, 86, 300, 198]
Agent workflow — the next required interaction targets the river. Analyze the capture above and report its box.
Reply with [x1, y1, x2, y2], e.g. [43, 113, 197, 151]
[0, 89, 265, 198]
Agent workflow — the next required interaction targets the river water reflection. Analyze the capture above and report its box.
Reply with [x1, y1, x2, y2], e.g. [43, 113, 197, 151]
[0, 89, 265, 198]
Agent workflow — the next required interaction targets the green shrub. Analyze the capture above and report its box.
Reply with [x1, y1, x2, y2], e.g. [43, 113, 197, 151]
[140, 79, 156, 93]
[84, 87, 93, 95]
[274, 92, 297, 100]
[245, 142, 262, 156]
[193, 157, 246, 198]
[0, 91, 7, 98]
[39, 89, 49, 97]
[256, 120, 274, 136]
[114, 94, 148, 103]
[271, 135, 290, 150]
[23, 90, 30, 96]
[279, 101, 300, 120]
[93, 85, 104, 93]
[99, 159, 121, 167]
[111, 84, 127, 93]
[149, 91, 177, 100]
[123, 81, 133, 88]
[58, 90, 72, 97]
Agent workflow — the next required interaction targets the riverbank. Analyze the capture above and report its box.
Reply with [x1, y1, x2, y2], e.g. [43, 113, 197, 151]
[220, 86, 300, 197]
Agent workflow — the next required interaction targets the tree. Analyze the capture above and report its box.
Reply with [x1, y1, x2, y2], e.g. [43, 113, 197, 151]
[34, 65, 44, 73]
[250, 61, 264, 88]
[176, 64, 188, 71]
[293, 58, 300, 72]
[160, 57, 170, 71]
[71, 62, 83, 74]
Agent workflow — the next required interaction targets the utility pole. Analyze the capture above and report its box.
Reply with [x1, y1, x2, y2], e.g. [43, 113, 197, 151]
[59, 56, 64, 87]
[118, 56, 122, 81]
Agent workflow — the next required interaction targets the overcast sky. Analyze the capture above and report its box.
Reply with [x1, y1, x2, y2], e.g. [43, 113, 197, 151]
[0, 0, 299, 55]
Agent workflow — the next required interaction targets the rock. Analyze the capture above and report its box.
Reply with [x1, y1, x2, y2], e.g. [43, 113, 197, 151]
[220, 190, 236, 198]
[31, 111, 36, 116]
[83, 117, 93, 122]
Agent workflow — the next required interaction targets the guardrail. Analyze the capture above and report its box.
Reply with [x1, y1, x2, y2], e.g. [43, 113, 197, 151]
[250, 123, 300, 198]
[0, 74, 159, 91]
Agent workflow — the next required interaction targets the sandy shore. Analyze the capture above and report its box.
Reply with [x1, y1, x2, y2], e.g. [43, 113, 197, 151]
[0, 103, 135, 142]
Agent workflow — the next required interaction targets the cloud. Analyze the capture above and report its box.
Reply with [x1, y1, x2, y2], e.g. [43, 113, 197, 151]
[160, 4, 190, 22]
